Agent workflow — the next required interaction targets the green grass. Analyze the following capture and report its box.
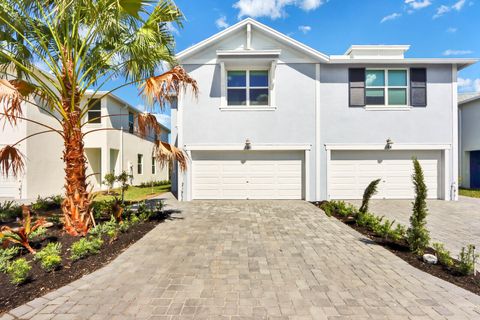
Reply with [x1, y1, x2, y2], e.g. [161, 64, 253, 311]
[93, 184, 171, 202]
[459, 188, 480, 198]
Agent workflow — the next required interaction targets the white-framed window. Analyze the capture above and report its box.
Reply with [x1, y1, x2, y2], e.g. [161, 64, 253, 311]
[128, 112, 134, 133]
[151, 156, 156, 175]
[87, 99, 101, 123]
[137, 154, 143, 175]
[365, 69, 408, 106]
[227, 69, 269, 106]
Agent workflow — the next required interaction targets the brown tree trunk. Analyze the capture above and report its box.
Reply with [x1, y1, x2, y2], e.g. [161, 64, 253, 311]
[60, 51, 92, 236]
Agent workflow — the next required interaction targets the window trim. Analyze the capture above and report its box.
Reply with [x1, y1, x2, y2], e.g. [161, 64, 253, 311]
[365, 68, 410, 109]
[128, 112, 135, 134]
[137, 154, 143, 175]
[226, 68, 270, 107]
[151, 156, 156, 175]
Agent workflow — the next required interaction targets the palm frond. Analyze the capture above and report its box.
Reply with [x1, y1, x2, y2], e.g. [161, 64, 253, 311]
[154, 140, 188, 172]
[140, 65, 198, 108]
[136, 112, 161, 138]
[0, 145, 25, 177]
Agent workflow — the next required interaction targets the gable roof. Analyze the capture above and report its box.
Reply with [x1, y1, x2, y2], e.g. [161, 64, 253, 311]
[459, 92, 480, 105]
[176, 18, 330, 62]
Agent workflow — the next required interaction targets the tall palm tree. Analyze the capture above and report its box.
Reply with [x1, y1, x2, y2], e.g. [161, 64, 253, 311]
[0, 0, 197, 236]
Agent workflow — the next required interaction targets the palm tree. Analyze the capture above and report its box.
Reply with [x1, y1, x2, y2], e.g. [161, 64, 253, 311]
[0, 0, 197, 236]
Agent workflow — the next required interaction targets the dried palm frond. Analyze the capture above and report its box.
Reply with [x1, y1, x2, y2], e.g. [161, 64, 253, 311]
[0, 145, 25, 177]
[154, 140, 188, 172]
[140, 65, 198, 107]
[136, 112, 161, 138]
[0, 79, 37, 125]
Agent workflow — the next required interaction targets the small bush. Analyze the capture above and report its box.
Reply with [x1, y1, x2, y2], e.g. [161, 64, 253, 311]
[137, 202, 154, 221]
[31, 196, 50, 211]
[0, 201, 22, 222]
[360, 178, 381, 213]
[407, 158, 430, 254]
[35, 243, 62, 272]
[432, 242, 453, 268]
[389, 224, 407, 242]
[0, 247, 20, 272]
[6, 258, 31, 285]
[372, 218, 395, 240]
[88, 217, 118, 239]
[319, 202, 334, 217]
[70, 237, 103, 261]
[48, 195, 64, 207]
[457, 245, 478, 276]
[138, 180, 170, 188]
[356, 212, 382, 230]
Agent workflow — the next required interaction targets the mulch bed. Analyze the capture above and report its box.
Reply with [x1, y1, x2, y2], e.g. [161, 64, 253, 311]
[316, 205, 480, 296]
[0, 214, 170, 314]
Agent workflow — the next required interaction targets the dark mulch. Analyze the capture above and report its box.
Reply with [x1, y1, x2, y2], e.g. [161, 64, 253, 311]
[325, 210, 480, 296]
[0, 210, 180, 314]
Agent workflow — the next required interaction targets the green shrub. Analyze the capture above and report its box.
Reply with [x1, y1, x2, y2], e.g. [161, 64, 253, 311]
[6, 258, 31, 285]
[48, 195, 64, 207]
[359, 178, 381, 213]
[30, 226, 47, 239]
[356, 212, 382, 230]
[319, 201, 334, 217]
[0, 247, 20, 272]
[129, 214, 140, 225]
[138, 180, 170, 188]
[432, 242, 453, 268]
[35, 243, 62, 272]
[457, 245, 478, 276]
[372, 218, 395, 239]
[91, 199, 114, 220]
[389, 224, 407, 242]
[70, 237, 103, 261]
[137, 202, 155, 221]
[0, 200, 22, 222]
[31, 195, 50, 211]
[103, 173, 116, 194]
[407, 158, 430, 254]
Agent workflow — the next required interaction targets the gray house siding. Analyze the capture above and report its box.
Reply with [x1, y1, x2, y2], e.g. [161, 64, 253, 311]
[459, 99, 480, 188]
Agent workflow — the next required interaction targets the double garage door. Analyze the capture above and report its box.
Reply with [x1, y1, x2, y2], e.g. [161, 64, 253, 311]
[0, 174, 21, 199]
[329, 150, 441, 199]
[192, 151, 304, 200]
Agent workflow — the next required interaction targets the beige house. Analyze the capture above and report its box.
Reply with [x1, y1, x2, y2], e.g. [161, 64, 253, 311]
[0, 91, 169, 200]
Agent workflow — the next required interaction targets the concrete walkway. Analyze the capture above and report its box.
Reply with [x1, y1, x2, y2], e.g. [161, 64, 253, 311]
[349, 196, 480, 263]
[2, 194, 480, 320]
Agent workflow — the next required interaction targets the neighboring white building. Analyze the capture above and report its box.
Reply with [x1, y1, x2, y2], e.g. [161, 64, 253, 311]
[172, 18, 477, 201]
[0, 91, 170, 200]
[459, 93, 480, 189]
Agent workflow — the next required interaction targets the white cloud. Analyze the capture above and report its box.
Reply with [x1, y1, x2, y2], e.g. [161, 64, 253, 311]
[233, 0, 326, 19]
[447, 27, 458, 33]
[215, 15, 229, 29]
[405, 0, 432, 9]
[458, 77, 480, 93]
[443, 49, 473, 56]
[381, 12, 402, 23]
[434, 0, 467, 18]
[298, 25, 311, 33]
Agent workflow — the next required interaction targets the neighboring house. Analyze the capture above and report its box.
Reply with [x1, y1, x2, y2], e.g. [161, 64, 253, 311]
[171, 18, 477, 201]
[0, 91, 169, 200]
[459, 93, 480, 189]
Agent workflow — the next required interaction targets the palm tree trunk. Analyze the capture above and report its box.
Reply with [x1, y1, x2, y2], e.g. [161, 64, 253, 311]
[61, 107, 92, 236]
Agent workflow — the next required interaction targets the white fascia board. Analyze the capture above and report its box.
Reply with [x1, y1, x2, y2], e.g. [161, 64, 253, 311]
[216, 49, 281, 57]
[176, 18, 329, 63]
[185, 144, 312, 151]
[324, 143, 451, 151]
[458, 94, 480, 105]
[328, 58, 478, 70]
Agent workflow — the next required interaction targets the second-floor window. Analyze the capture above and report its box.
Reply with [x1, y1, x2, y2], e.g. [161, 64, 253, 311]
[128, 112, 134, 133]
[87, 99, 101, 123]
[137, 154, 143, 174]
[366, 69, 408, 106]
[227, 70, 269, 106]
[152, 156, 156, 174]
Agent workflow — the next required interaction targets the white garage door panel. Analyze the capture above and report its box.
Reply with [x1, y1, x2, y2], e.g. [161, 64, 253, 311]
[192, 151, 303, 200]
[330, 150, 441, 200]
[0, 174, 20, 198]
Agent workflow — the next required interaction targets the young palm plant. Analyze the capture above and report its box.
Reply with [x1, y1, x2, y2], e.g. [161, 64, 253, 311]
[0, 0, 198, 236]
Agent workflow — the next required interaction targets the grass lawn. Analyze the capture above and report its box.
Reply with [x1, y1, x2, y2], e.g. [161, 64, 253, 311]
[93, 184, 171, 202]
[459, 188, 480, 198]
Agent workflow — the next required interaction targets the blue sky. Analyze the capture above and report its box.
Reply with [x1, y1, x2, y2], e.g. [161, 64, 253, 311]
[111, 0, 480, 127]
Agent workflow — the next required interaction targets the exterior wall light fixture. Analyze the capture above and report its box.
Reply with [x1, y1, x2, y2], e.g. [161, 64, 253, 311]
[386, 138, 394, 150]
[245, 138, 252, 150]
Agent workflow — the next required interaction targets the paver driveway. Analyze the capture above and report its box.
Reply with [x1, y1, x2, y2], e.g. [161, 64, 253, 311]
[348, 196, 480, 266]
[3, 195, 480, 320]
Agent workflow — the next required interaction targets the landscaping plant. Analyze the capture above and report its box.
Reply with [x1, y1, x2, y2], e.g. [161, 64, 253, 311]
[0, 0, 198, 236]
[117, 171, 133, 205]
[70, 237, 104, 261]
[359, 178, 381, 213]
[103, 173, 117, 195]
[432, 242, 453, 268]
[0, 206, 46, 254]
[457, 245, 478, 276]
[407, 158, 430, 254]
[6, 258, 31, 285]
[0, 200, 22, 222]
[35, 243, 62, 272]
[0, 247, 19, 272]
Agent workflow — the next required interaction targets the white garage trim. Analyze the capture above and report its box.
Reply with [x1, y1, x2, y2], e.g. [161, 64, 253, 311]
[325, 143, 451, 151]
[185, 144, 311, 151]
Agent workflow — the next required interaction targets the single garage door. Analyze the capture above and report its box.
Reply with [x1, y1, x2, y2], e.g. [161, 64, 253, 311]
[192, 151, 303, 200]
[0, 173, 21, 199]
[329, 150, 441, 199]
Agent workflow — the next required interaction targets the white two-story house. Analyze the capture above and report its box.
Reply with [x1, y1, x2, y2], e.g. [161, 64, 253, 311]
[0, 91, 169, 200]
[172, 18, 477, 201]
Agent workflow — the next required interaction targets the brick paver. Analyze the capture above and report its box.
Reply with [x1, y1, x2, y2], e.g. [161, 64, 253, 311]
[349, 196, 480, 266]
[2, 194, 480, 319]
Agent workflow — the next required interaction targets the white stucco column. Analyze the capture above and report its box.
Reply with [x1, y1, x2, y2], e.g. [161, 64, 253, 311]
[101, 147, 109, 190]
